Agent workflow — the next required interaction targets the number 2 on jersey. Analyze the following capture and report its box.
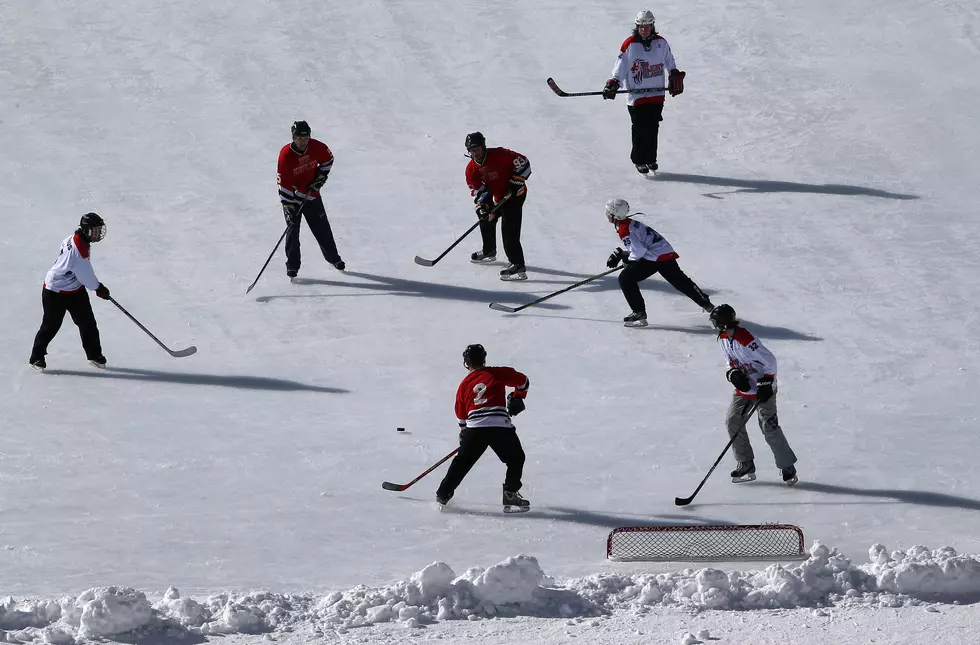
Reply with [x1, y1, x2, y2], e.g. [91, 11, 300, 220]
[472, 383, 488, 404]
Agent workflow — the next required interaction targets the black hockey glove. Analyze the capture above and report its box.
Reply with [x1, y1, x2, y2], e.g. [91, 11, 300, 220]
[756, 375, 775, 402]
[283, 203, 301, 226]
[475, 201, 493, 221]
[308, 173, 328, 192]
[606, 248, 628, 268]
[95, 283, 110, 300]
[602, 78, 619, 100]
[507, 392, 526, 417]
[726, 367, 751, 392]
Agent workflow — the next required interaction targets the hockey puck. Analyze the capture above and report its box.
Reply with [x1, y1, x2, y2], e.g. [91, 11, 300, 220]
[397, 427, 406, 432]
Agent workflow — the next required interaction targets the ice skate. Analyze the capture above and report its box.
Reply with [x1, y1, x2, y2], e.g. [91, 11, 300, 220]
[635, 164, 650, 175]
[502, 489, 530, 514]
[470, 251, 497, 264]
[623, 311, 648, 328]
[435, 493, 451, 511]
[332, 260, 346, 272]
[29, 358, 46, 372]
[499, 264, 527, 281]
[88, 356, 107, 369]
[731, 460, 756, 483]
[287, 269, 298, 282]
[782, 465, 798, 487]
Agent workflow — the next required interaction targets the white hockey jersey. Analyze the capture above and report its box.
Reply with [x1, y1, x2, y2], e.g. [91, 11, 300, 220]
[616, 218, 679, 263]
[44, 233, 101, 293]
[718, 326, 778, 399]
[610, 34, 677, 106]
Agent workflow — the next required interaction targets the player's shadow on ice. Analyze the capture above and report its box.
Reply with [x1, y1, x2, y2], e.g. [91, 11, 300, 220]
[44, 367, 349, 393]
[654, 173, 920, 201]
[258, 272, 570, 310]
[755, 481, 980, 512]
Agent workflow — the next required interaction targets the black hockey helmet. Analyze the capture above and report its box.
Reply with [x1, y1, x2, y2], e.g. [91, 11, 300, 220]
[291, 120, 312, 137]
[464, 131, 486, 151]
[462, 343, 487, 369]
[709, 304, 738, 331]
[78, 212, 107, 242]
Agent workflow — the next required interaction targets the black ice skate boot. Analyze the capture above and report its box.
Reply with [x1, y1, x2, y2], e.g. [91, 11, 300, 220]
[88, 356, 107, 369]
[635, 164, 650, 175]
[471, 250, 497, 263]
[781, 465, 798, 487]
[499, 264, 527, 281]
[623, 311, 648, 328]
[502, 488, 530, 514]
[730, 460, 756, 483]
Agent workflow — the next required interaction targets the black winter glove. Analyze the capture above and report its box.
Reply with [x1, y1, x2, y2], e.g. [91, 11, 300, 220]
[95, 283, 110, 300]
[475, 201, 493, 221]
[283, 203, 301, 226]
[602, 78, 619, 100]
[756, 375, 775, 402]
[507, 392, 526, 417]
[726, 367, 751, 392]
[606, 248, 627, 268]
[308, 173, 328, 192]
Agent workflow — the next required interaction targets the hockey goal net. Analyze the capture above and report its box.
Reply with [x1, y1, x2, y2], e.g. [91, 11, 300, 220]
[606, 524, 806, 562]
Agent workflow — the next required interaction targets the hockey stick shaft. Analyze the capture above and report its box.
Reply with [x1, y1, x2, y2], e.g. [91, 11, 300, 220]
[547, 77, 666, 98]
[489, 266, 623, 313]
[108, 297, 197, 358]
[414, 194, 513, 267]
[246, 196, 312, 293]
[674, 401, 760, 506]
[381, 447, 460, 491]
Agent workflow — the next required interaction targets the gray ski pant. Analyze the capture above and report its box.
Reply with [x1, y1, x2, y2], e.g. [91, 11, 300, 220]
[726, 393, 797, 469]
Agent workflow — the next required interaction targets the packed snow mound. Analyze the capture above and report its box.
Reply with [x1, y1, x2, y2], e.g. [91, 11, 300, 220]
[2, 545, 980, 641]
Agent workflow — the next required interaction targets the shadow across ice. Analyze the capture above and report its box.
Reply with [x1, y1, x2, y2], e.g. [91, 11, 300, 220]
[754, 481, 980, 512]
[44, 367, 349, 394]
[654, 172, 920, 201]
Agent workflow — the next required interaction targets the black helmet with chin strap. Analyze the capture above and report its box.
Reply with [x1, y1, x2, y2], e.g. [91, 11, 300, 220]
[462, 343, 487, 369]
[464, 132, 486, 151]
[78, 212, 106, 242]
[709, 304, 738, 331]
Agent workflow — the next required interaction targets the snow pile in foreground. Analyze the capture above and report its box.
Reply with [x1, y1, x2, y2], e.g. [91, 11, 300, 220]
[2, 544, 980, 642]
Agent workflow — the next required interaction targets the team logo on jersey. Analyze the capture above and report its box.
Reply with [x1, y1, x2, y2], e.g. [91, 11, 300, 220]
[630, 60, 664, 84]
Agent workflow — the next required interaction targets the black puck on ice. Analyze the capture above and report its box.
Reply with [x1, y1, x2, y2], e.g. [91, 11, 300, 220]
[397, 427, 406, 432]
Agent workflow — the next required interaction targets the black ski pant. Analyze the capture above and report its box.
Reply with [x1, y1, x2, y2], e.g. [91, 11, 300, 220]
[285, 197, 342, 273]
[30, 288, 103, 362]
[619, 259, 712, 314]
[478, 192, 526, 267]
[627, 102, 665, 167]
[436, 426, 526, 500]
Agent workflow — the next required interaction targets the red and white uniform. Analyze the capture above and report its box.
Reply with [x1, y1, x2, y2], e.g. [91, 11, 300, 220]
[277, 139, 334, 206]
[610, 34, 677, 106]
[465, 147, 531, 204]
[719, 326, 778, 399]
[43, 233, 101, 293]
[455, 366, 530, 429]
[616, 217, 679, 263]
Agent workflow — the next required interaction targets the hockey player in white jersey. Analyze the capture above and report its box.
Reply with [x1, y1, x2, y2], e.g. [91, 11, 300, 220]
[604, 199, 713, 327]
[29, 213, 111, 370]
[710, 304, 798, 486]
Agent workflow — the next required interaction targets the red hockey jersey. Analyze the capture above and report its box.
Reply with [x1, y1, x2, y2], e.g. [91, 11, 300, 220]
[277, 139, 334, 206]
[455, 366, 529, 429]
[465, 147, 531, 203]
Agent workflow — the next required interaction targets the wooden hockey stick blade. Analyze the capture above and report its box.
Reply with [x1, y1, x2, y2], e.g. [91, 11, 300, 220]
[169, 346, 198, 358]
[489, 303, 518, 313]
[546, 77, 569, 97]
[382, 481, 408, 491]
[414, 256, 437, 267]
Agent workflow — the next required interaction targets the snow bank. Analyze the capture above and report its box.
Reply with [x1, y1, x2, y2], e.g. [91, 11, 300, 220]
[3, 544, 980, 642]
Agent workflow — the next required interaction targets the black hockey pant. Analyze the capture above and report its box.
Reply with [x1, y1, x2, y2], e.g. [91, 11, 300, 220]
[478, 192, 526, 267]
[285, 197, 342, 273]
[619, 259, 712, 314]
[436, 427, 526, 500]
[628, 102, 665, 167]
[30, 288, 103, 362]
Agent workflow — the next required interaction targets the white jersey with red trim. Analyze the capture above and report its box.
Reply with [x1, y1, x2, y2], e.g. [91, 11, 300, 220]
[616, 217, 679, 263]
[718, 326, 778, 399]
[610, 34, 677, 106]
[43, 233, 101, 293]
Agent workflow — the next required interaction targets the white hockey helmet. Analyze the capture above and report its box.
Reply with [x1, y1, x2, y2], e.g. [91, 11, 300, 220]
[635, 10, 655, 27]
[605, 198, 630, 222]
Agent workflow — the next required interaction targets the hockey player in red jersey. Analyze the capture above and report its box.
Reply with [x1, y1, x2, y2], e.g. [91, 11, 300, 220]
[602, 10, 685, 174]
[277, 120, 345, 279]
[436, 344, 531, 512]
[464, 132, 531, 281]
[605, 198, 713, 327]
[29, 213, 110, 371]
[710, 304, 798, 486]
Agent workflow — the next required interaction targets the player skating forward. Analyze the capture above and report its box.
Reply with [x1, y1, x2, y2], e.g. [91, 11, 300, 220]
[602, 10, 686, 174]
[605, 199, 713, 327]
[277, 120, 345, 279]
[464, 132, 532, 281]
[436, 344, 531, 512]
[710, 304, 799, 486]
[29, 213, 111, 370]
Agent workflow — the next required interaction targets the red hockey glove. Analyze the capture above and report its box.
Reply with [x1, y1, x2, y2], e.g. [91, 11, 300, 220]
[602, 78, 620, 100]
[668, 69, 686, 97]
[95, 283, 111, 300]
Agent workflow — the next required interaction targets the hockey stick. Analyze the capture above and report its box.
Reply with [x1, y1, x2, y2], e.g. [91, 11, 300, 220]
[489, 266, 623, 313]
[245, 196, 313, 294]
[547, 77, 666, 98]
[674, 401, 760, 506]
[382, 447, 459, 492]
[414, 194, 513, 267]
[108, 297, 197, 358]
